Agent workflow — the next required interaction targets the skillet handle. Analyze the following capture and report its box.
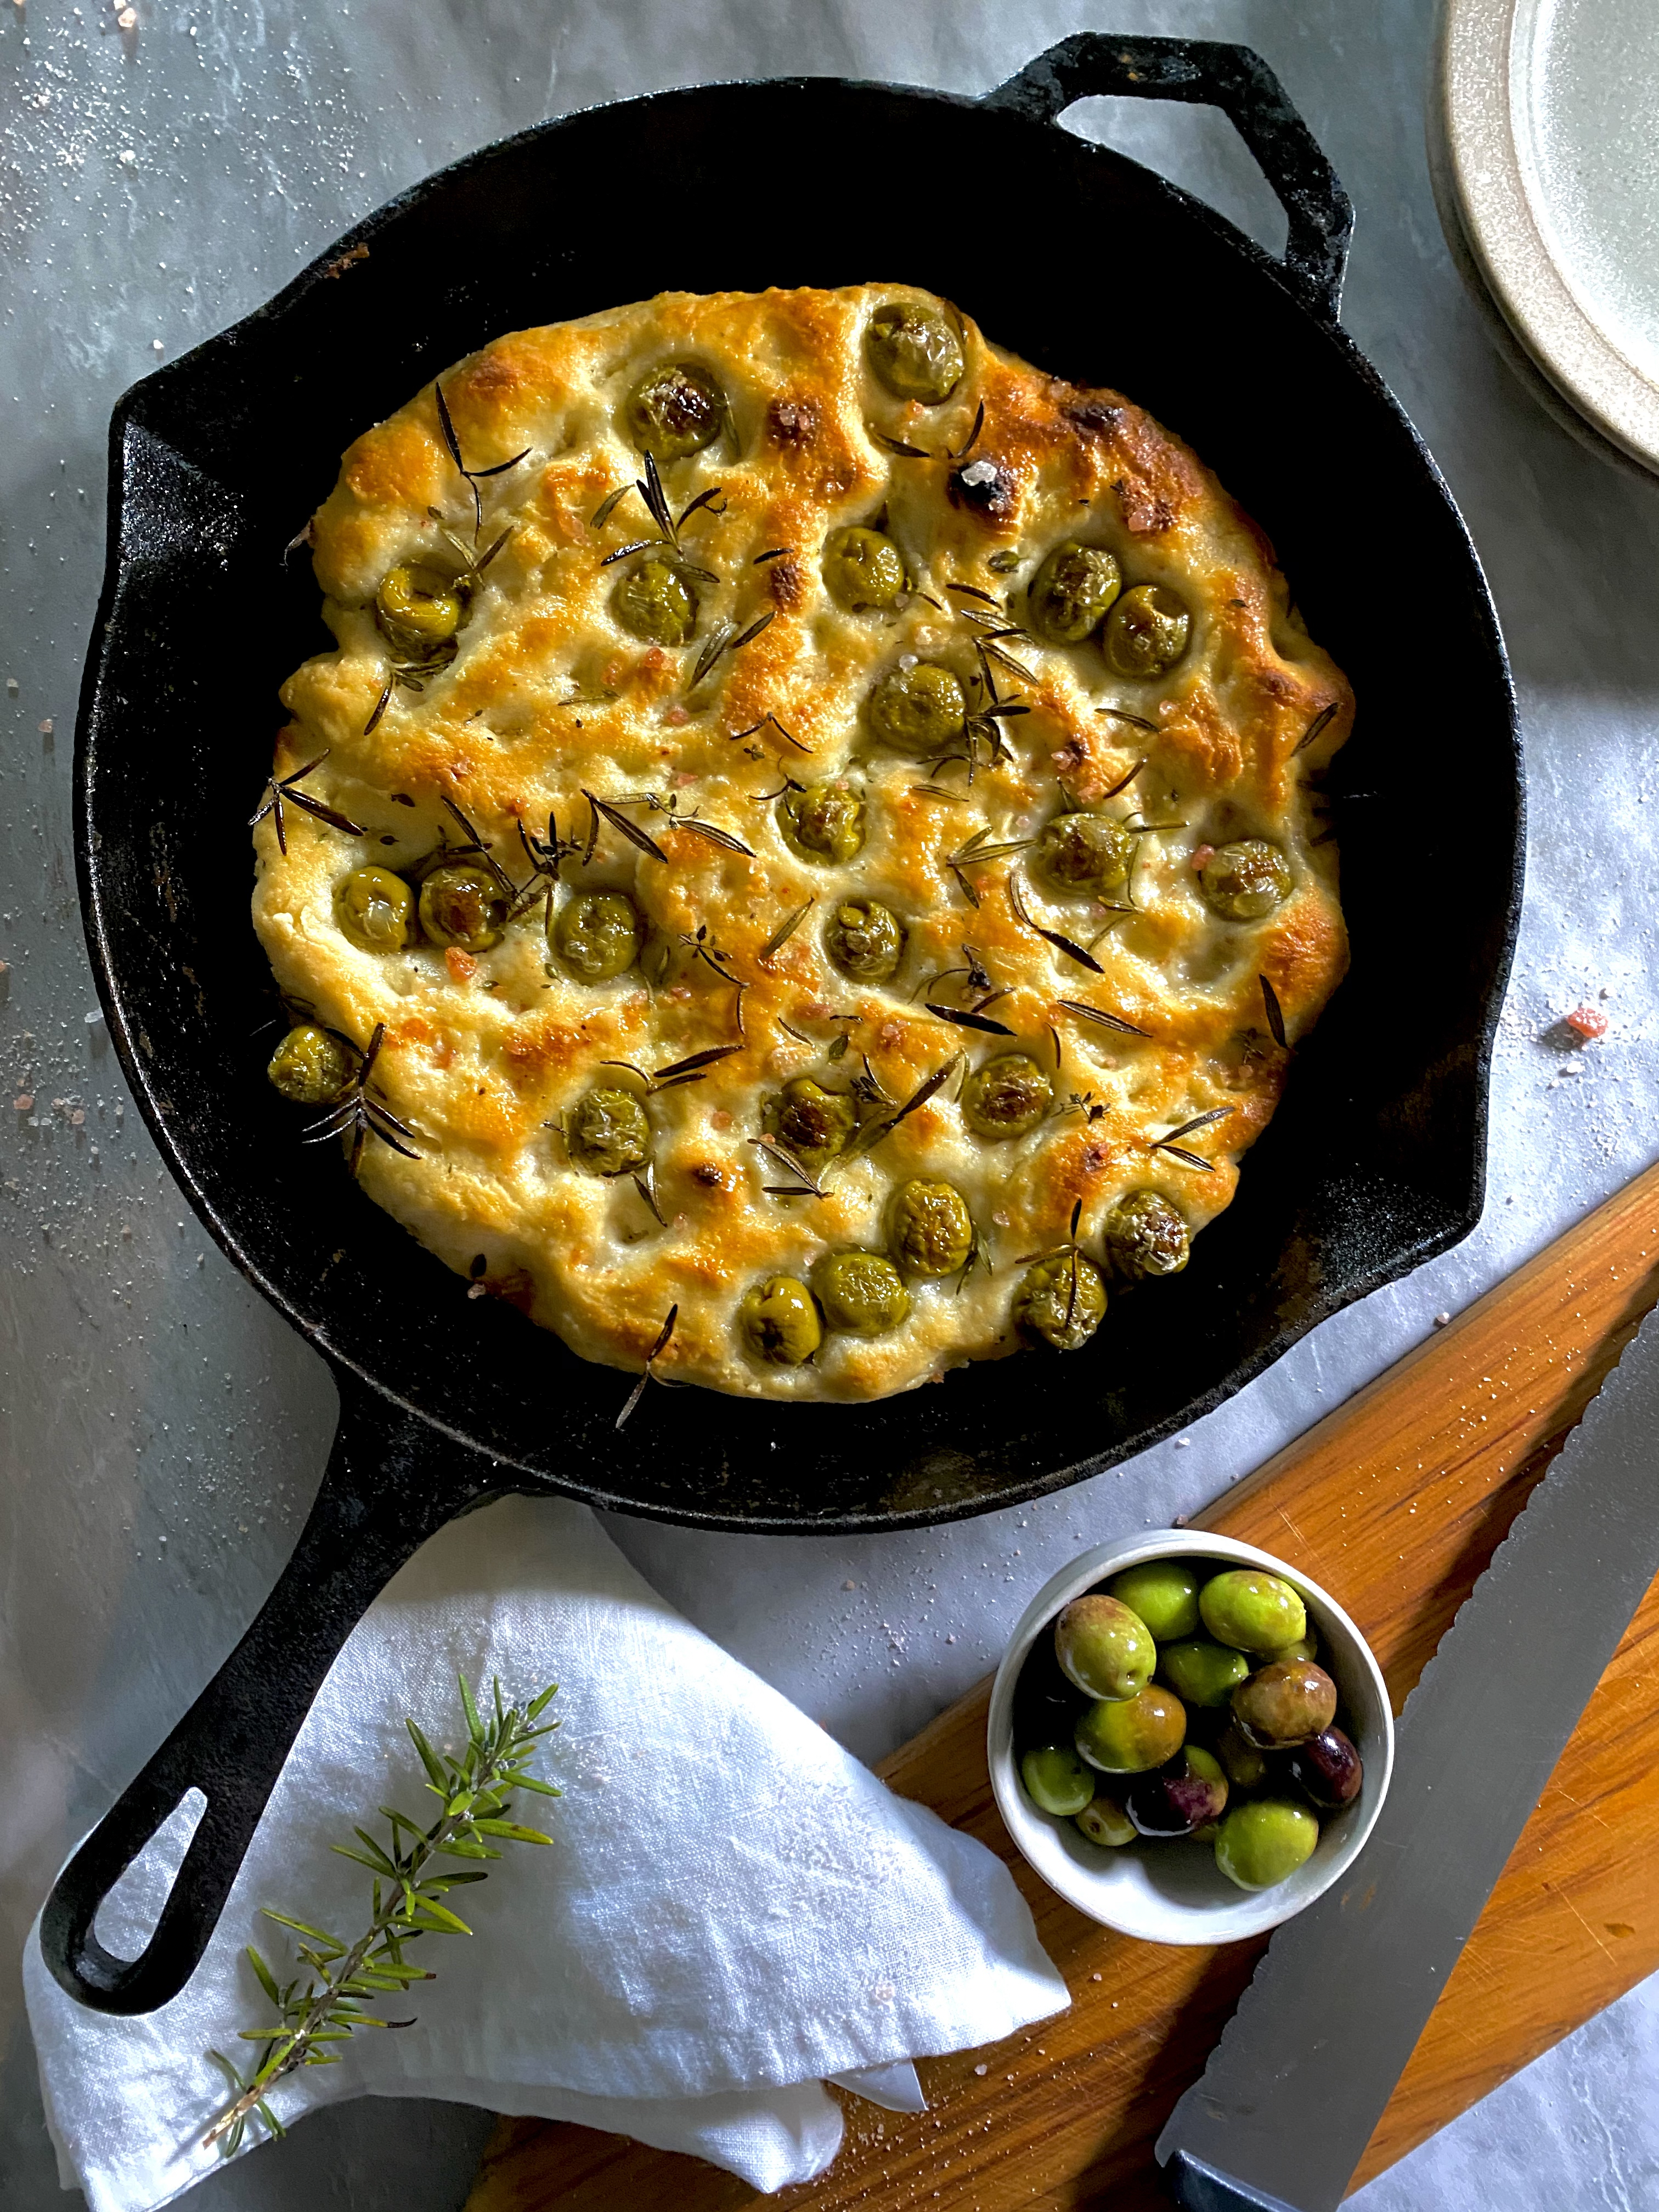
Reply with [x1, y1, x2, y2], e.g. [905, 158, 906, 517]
[38, 1370, 510, 2015]
[985, 33, 1353, 324]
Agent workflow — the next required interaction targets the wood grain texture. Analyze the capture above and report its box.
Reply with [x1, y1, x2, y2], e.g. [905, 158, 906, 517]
[466, 1163, 1659, 2212]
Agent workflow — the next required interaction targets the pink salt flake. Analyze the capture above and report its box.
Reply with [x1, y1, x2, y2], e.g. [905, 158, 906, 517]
[664, 708, 690, 729]
[1192, 843, 1216, 869]
[1565, 1003, 1608, 1041]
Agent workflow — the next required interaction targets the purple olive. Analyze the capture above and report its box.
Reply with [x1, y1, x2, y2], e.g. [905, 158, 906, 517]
[1125, 1746, 1229, 1839]
[1287, 1724, 1364, 1809]
[1215, 1720, 1268, 1792]
[1231, 1658, 1338, 1748]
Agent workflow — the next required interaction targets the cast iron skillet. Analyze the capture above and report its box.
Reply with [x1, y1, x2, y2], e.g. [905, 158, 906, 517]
[43, 34, 1521, 2014]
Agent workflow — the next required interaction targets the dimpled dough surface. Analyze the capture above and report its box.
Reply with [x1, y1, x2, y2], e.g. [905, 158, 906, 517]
[252, 284, 1351, 1404]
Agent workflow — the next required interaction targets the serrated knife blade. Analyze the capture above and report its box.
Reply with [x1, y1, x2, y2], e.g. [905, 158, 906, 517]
[1156, 1295, 1659, 2212]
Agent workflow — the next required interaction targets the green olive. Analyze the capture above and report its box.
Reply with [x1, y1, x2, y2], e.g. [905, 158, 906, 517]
[1214, 1798, 1320, 1892]
[1232, 1659, 1338, 1750]
[1105, 1559, 1201, 1642]
[738, 1274, 823, 1366]
[889, 1177, 974, 1279]
[1215, 1719, 1269, 1792]
[612, 553, 697, 645]
[1267, 1632, 1320, 1666]
[553, 889, 642, 982]
[1021, 1743, 1096, 1818]
[822, 526, 906, 611]
[780, 780, 866, 866]
[623, 360, 725, 461]
[267, 1023, 355, 1105]
[1074, 1686, 1186, 1775]
[1199, 839, 1294, 922]
[1074, 1795, 1136, 1848]
[335, 865, 415, 953]
[774, 1076, 857, 1167]
[865, 300, 965, 404]
[867, 662, 967, 755]
[1013, 1252, 1107, 1352]
[1103, 582, 1190, 678]
[823, 899, 905, 984]
[418, 863, 509, 951]
[565, 1087, 651, 1176]
[1034, 811, 1136, 898]
[1028, 542, 1122, 644]
[814, 1251, 911, 1338]
[1055, 1594, 1156, 1701]
[1199, 1569, 1308, 1655]
[1159, 1637, 1252, 1710]
[1100, 1190, 1190, 1281]
[375, 564, 465, 657]
[962, 1052, 1052, 1139]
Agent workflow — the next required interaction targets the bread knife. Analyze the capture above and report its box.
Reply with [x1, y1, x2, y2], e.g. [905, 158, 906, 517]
[1155, 1294, 1659, 2211]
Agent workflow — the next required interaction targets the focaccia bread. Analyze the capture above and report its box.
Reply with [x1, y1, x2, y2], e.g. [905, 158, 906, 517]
[252, 284, 1351, 1403]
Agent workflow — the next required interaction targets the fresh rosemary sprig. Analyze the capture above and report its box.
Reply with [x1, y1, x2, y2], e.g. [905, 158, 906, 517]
[301, 1021, 418, 1177]
[250, 753, 364, 857]
[433, 381, 531, 545]
[1008, 870, 1104, 974]
[595, 449, 724, 581]
[203, 1672, 559, 2158]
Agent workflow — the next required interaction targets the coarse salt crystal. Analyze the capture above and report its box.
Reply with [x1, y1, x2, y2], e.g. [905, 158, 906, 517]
[1565, 1003, 1608, 1041]
[13, 1094, 33, 1111]
[118, 149, 137, 165]
[960, 460, 998, 486]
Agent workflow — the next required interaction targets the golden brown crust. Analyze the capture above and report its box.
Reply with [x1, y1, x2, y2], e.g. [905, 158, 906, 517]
[252, 285, 1351, 1402]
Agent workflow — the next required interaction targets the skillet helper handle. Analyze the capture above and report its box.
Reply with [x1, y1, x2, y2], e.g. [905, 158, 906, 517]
[985, 33, 1353, 324]
[38, 1372, 509, 2015]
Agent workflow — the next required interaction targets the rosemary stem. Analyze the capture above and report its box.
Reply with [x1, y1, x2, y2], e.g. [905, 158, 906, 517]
[201, 1701, 543, 2154]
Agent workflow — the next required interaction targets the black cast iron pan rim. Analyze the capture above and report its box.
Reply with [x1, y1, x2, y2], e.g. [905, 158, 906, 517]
[74, 52, 1522, 1533]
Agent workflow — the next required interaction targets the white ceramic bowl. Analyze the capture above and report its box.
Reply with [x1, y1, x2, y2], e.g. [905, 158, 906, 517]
[988, 1530, 1394, 1945]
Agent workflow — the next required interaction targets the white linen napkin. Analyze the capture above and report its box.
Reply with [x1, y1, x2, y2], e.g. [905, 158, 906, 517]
[24, 1493, 1069, 2212]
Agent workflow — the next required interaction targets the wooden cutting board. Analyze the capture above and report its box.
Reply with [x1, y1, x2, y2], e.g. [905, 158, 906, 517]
[467, 1162, 1659, 2211]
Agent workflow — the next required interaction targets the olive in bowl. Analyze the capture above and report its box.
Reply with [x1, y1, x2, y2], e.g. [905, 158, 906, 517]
[988, 1531, 1392, 1944]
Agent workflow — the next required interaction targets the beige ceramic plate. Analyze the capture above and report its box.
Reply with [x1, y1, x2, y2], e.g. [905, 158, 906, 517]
[1431, 0, 1659, 480]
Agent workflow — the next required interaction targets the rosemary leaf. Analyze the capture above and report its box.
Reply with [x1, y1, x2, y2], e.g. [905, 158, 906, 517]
[1008, 871, 1104, 973]
[201, 1672, 558, 2156]
[674, 818, 755, 857]
[591, 483, 633, 528]
[1261, 972, 1288, 1048]
[758, 897, 815, 960]
[1056, 998, 1150, 1038]
[926, 1003, 1015, 1037]
[1295, 702, 1338, 755]
[584, 790, 667, 861]
[651, 1045, 741, 1084]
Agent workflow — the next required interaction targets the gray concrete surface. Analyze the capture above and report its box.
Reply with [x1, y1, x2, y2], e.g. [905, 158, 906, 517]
[4, 2, 1658, 2207]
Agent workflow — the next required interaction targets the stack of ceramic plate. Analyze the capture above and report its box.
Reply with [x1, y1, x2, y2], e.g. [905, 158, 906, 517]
[1431, 0, 1659, 482]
